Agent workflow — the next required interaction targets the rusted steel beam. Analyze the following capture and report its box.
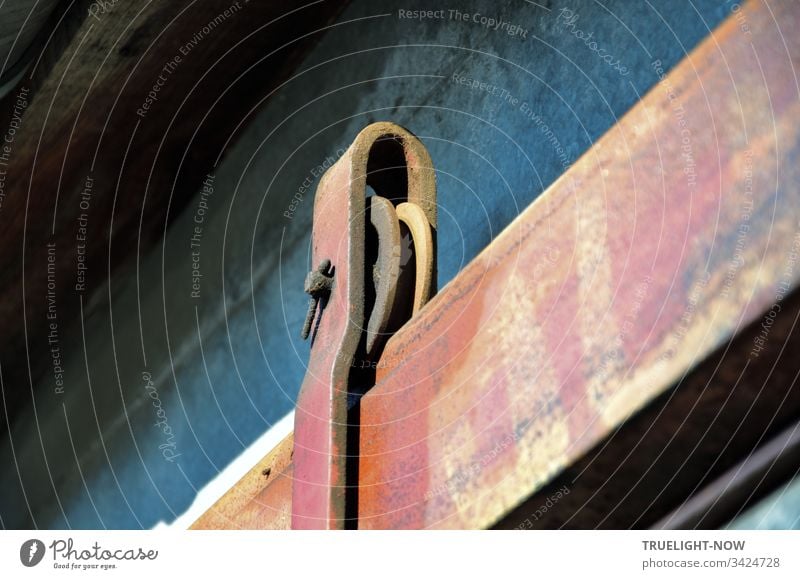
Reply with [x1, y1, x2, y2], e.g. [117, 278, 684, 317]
[191, 0, 800, 529]
[357, 0, 800, 529]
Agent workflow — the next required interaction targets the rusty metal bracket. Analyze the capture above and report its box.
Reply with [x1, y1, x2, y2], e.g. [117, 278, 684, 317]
[291, 122, 436, 529]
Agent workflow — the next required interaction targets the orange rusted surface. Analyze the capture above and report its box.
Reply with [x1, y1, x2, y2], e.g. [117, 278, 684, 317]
[357, 0, 800, 529]
[191, 434, 293, 529]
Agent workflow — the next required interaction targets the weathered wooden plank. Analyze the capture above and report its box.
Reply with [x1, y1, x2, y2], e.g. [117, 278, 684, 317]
[357, 0, 800, 529]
